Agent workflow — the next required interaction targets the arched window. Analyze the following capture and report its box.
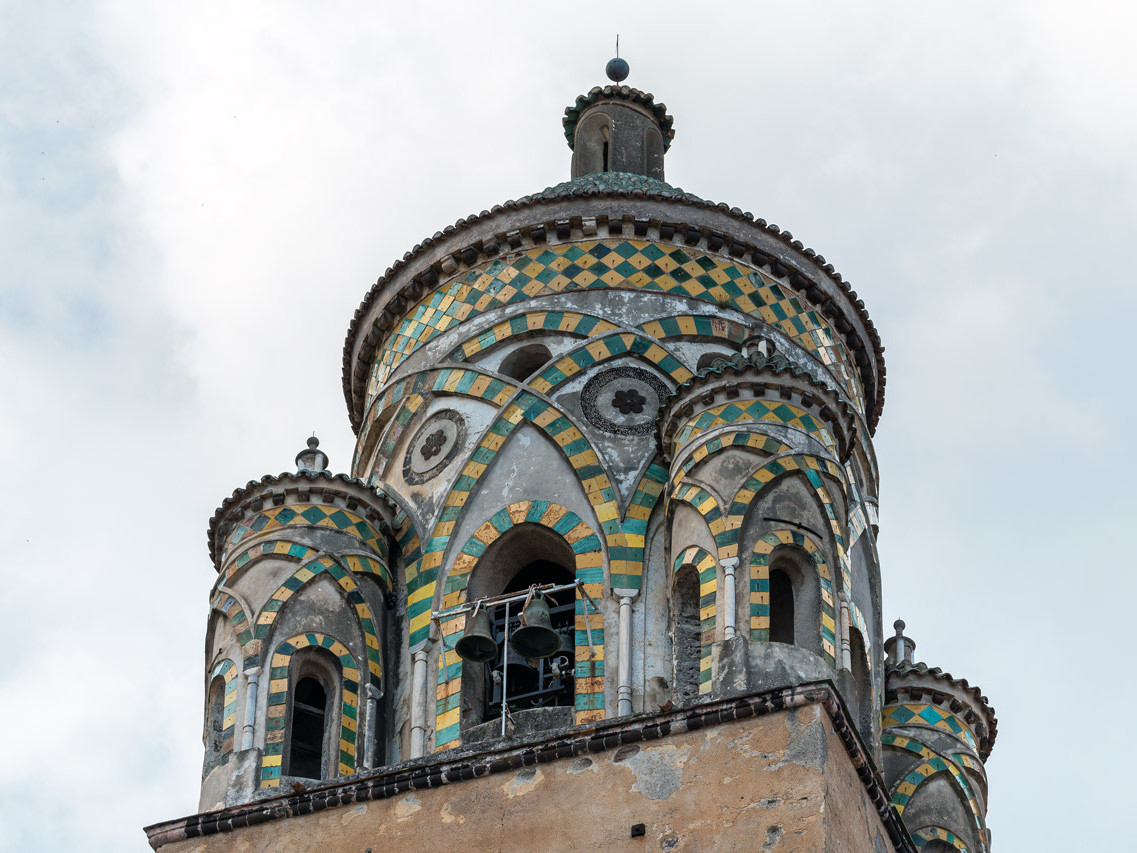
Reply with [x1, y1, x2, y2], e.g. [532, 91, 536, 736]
[499, 343, 552, 382]
[283, 649, 340, 780]
[768, 568, 795, 644]
[288, 677, 328, 779]
[203, 674, 227, 774]
[461, 524, 578, 731]
[849, 627, 873, 737]
[672, 565, 701, 702]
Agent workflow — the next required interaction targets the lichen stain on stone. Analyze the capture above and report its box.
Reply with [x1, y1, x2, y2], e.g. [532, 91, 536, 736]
[502, 765, 542, 797]
[439, 802, 465, 824]
[620, 744, 690, 801]
[394, 793, 421, 821]
[341, 804, 367, 826]
[770, 707, 827, 771]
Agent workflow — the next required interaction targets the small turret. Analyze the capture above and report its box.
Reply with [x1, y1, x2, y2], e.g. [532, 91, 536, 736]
[563, 59, 674, 180]
[882, 620, 996, 852]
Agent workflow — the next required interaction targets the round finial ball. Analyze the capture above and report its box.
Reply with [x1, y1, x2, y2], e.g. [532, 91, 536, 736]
[894, 619, 906, 631]
[307, 436, 320, 449]
[606, 57, 629, 83]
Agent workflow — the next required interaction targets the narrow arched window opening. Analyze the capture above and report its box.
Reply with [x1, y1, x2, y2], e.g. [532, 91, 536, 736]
[203, 675, 227, 774]
[288, 677, 328, 779]
[499, 343, 552, 382]
[672, 565, 701, 702]
[849, 627, 872, 737]
[769, 567, 795, 644]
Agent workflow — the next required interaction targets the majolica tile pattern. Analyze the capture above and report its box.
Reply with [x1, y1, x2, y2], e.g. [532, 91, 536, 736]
[671, 399, 837, 457]
[882, 703, 978, 751]
[673, 546, 718, 695]
[912, 827, 969, 851]
[224, 504, 386, 566]
[262, 633, 360, 787]
[366, 241, 865, 412]
[434, 501, 605, 750]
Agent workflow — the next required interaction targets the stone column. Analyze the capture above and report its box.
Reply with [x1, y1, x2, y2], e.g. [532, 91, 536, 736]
[720, 558, 738, 641]
[409, 644, 431, 758]
[614, 590, 636, 716]
[363, 683, 382, 769]
[240, 667, 261, 751]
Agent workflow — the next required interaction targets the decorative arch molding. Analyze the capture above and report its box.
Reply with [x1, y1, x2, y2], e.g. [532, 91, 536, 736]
[670, 482, 730, 552]
[402, 373, 625, 648]
[618, 460, 668, 590]
[883, 733, 987, 842]
[881, 703, 979, 752]
[748, 529, 837, 666]
[671, 430, 790, 490]
[207, 659, 239, 766]
[260, 632, 360, 788]
[637, 313, 752, 350]
[670, 399, 840, 459]
[725, 453, 853, 595]
[434, 500, 605, 751]
[911, 827, 970, 851]
[527, 329, 693, 394]
[672, 545, 717, 695]
[209, 591, 253, 647]
[216, 538, 319, 589]
[252, 555, 384, 688]
[446, 309, 620, 364]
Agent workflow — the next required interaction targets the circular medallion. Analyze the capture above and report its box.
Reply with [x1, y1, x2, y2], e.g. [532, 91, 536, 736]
[404, 410, 466, 484]
[580, 366, 669, 435]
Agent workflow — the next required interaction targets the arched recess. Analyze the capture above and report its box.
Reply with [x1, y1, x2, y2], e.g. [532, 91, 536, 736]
[445, 310, 619, 365]
[912, 827, 970, 852]
[260, 632, 360, 788]
[434, 501, 605, 751]
[670, 482, 730, 554]
[883, 733, 987, 841]
[671, 431, 790, 491]
[252, 555, 385, 689]
[672, 546, 717, 697]
[203, 659, 238, 773]
[726, 453, 853, 595]
[848, 625, 873, 736]
[498, 342, 553, 381]
[209, 592, 253, 648]
[748, 529, 837, 666]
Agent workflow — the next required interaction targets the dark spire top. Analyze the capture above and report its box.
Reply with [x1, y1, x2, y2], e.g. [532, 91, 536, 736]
[295, 435, 329, 473]
[606, 37, 629, 83]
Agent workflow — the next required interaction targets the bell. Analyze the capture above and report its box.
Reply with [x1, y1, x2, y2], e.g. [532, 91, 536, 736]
[509, 596, 561, 659]
[455, 606, 498, 663]
[494, 646, 540, 695]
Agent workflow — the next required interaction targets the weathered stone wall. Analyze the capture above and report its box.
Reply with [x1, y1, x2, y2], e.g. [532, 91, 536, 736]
[152, 696, 903, 853]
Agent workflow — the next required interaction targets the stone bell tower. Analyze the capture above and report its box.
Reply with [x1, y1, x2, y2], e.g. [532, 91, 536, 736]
[146, 58, 996, 852]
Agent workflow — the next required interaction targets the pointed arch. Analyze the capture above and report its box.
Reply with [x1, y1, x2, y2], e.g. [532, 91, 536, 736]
[205, 659, 238, 768]
[446, 309, 620, 363]
[672, 546, 717, 695]
[671, 430, 790, 490]
[209, 592, 253, 647]
[434, 501, 605, 750]
[883, 734, 987, 840]
[748, 529, 837, 665]
[260, 632, 360, 788]
[252, 556, 383, 687]
[406, 376, 625, 648]
[670, 482, 730, 552]
[911, 827, 970, 851]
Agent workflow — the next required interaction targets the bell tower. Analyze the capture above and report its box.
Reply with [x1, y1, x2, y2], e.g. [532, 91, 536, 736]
[147, 57, 996, 853]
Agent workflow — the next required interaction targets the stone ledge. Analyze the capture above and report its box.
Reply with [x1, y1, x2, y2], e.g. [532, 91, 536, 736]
[144, 680, 914, 851]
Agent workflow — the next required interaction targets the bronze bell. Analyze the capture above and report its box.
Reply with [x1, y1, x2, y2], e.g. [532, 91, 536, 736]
[509, 596, 561, 659]
[455, 605, 498, 663]
[494, 646, 540, 695]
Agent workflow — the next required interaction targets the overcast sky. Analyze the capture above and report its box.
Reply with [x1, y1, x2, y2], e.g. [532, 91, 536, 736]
[2, 2, 1133, 850]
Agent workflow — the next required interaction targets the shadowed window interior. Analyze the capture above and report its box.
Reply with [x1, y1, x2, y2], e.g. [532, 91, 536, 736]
[484, 560, 576, 720]
[288, 677, 328, 779]
[769, 568, 795, 645]
[499, 343, 552, 382]
[673, 565, 701, 702]
[203, 675, 226, 774]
